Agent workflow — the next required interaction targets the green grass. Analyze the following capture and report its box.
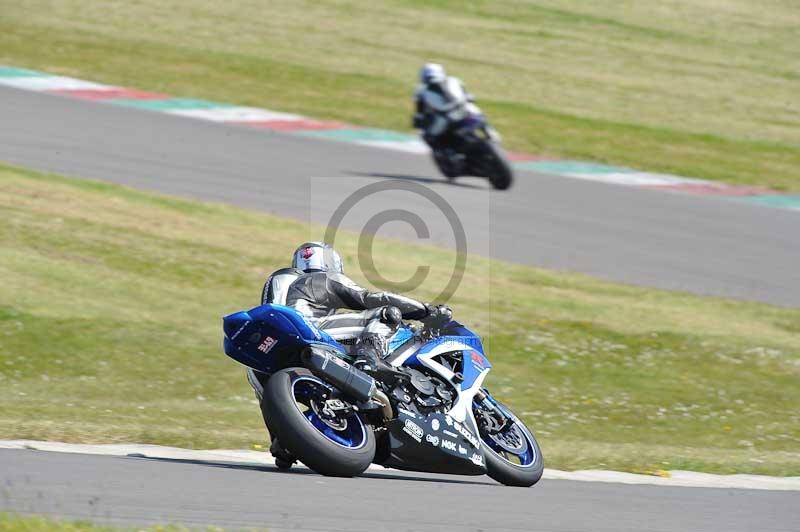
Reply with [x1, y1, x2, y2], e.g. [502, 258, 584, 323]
[0, 514, 207, 532]
[1, 1, 799, 190]
[1, 163, 799, 475]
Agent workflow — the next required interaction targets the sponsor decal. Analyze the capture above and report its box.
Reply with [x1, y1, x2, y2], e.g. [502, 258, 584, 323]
[458, 445, 467, 455]
[397, 407, 417, 418]
[444, 415, 454, 427]
[403, 419, 424, 442]
[257, 336, 278, 354]
[442, 430, 459, 439]
[230, 320, 250, 341]
[453, 421, 480, 448]
[330, 355, 349, 369]
[470, 453, 484, 467]
[470, 350, 487, 371]
[425, 434, 440, 446]
[440, 439, 457, 451]
[431, 419, 440, 431]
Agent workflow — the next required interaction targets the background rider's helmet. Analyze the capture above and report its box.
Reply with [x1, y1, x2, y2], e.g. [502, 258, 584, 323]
[291, 242, 344, 274]
[420, 63, 446, 85]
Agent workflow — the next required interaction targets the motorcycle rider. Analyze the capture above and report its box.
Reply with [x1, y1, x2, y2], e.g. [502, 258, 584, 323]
[413, 63, 479, 149]
[257, 242, 450, 467]
[284, 242, 448, 374]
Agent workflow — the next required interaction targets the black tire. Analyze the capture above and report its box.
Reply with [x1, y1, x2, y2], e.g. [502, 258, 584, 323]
[478, 406, 543, 487]
[432, 150, 460, 179]
[262, 368, 376, 477]
[482, 142, 514, 190]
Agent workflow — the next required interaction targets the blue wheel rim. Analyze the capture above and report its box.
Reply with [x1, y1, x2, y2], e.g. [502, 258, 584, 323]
[476, 400, 538, 468]
[484, 427, 536, 467]
[291, 376, 367, 450]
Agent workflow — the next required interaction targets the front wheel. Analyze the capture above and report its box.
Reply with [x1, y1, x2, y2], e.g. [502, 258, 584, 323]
[262, 368, 376, 477]
[479, 141, 514, 190]
[475, 398, 543, 487]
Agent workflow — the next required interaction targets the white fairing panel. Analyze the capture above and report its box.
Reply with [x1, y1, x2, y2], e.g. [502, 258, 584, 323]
[455, 369, 490, 438]
[391, 340, 489, 433]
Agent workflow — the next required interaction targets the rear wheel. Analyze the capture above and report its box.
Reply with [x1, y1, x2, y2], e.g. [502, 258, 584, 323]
[262, 368, 376, 477]
[475, 398, 543, 487]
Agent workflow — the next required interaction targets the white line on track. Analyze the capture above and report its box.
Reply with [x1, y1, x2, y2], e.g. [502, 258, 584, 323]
[0, 76, 115, 91]
[166, 107, 304, 122]
[356, 140, 431, 154]
[1, 440, 797, 491]
[564, 172, 706, 187]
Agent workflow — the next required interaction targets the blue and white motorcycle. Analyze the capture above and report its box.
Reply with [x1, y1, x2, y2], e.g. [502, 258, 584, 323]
[413, 81, 513, 190]
[222, 304, 543, 487]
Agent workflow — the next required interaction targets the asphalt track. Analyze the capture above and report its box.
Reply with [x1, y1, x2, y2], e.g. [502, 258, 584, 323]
[2, 86, 800, 531]
[1, 85, 799, 306]
[2, 449, 798, 532]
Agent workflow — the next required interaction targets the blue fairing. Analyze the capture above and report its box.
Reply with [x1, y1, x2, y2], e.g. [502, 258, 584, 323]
[222, 304, 345, 373]
[461, 345, 491, 390]
[222, 310, 491, 385]
[441, 321, 483, 346]
[387, 326, 414, 352]
[391, 321, 490, 390]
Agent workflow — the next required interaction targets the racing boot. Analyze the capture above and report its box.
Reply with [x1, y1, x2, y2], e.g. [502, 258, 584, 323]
[353, 335, 406, 382]
[269, 437, 296, 471]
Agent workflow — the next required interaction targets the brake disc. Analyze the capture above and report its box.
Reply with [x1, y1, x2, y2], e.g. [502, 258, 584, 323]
[310, 399, 348, 431]
[491, 423, 526, 454]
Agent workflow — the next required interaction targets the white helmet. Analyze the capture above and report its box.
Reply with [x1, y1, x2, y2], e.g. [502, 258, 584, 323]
[291, 242, 343, 274]
[420, 63, 446, 85]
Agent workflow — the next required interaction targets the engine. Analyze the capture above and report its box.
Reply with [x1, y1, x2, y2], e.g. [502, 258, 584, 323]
[390, 367, 457, 416]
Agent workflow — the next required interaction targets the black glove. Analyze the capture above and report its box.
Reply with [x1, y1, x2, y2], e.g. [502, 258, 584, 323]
[423, 304, 452, 327]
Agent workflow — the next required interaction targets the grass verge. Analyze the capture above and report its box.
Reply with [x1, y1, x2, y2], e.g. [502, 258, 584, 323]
[1, 163, 799, 475]
[0, 514, 196, 532]
[0, 1, 798, 190]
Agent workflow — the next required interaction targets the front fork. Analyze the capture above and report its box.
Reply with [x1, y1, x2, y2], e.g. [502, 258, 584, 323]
[474, 389, 513, 435]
